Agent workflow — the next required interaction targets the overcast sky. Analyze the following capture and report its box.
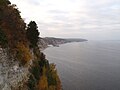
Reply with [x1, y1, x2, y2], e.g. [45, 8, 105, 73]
[10, 0, 120, 40]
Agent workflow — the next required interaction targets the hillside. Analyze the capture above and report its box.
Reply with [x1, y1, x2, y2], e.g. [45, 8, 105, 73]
[38, 37, 87, 50]
[0, 0, 61, 90]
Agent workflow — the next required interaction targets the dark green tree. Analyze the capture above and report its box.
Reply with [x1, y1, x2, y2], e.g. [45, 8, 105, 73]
[26, 21, 39, 47]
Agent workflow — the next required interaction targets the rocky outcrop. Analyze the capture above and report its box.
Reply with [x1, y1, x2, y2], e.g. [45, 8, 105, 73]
[38, 38, 49, 50]
[38, 37, 68, 50]
[0, 47, 62, 90]
[0, 48, 30, 90]
[38, 37, 87, 50]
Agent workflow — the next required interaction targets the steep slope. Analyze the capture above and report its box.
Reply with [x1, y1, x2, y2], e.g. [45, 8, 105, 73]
[0, 0, 61, 90]
[38, 37, 88, 50]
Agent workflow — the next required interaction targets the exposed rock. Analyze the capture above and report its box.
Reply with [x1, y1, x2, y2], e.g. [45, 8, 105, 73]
[0, 48, 31, 90]
[38, 37, 88, 50]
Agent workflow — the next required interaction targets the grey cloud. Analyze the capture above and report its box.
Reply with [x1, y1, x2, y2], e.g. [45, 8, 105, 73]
[49, 10, 68, 14]
[11, 0, 120, 40]
[26, 0, 40, 5]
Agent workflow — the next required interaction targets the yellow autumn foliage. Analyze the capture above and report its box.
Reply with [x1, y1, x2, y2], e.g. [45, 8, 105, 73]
[37, 64, 61, 90]
[38, 66, 48, 90]
[38, 75, 48, 90]
[16, 42, 32, 64]
[48, 85, 56, 90]
[49, 64, 61, 90]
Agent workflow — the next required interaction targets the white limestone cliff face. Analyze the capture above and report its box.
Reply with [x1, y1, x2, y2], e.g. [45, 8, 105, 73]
[38, 37, 68, 50]
[0, 48, 30, 90]
[38, 37, 87, 50]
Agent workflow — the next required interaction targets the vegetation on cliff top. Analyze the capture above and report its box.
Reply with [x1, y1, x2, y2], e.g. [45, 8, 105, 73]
[0, 0, 61, 90]
[26, 21, 39, 48]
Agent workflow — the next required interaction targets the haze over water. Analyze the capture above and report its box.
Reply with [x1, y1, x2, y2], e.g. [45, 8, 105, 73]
[43, 41, 120, 90]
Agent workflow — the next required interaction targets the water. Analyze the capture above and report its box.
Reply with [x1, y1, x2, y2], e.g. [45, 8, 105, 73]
[43, 41, 120, 90]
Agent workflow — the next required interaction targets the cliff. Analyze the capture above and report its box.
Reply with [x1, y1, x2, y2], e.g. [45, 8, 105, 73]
[38, 37, 87, 50]
[38, 37, 68, 50]
[0, 47, 61, 90]
[0, 48, 31, 90]
[0, 0, 61, 90]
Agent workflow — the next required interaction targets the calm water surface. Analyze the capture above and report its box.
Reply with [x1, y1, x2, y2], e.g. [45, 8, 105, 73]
[43, 41, 120, 90]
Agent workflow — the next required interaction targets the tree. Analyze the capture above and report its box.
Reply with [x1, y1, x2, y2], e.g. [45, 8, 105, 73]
[0, 0, 28, 49]
[26, 21, 39, 47]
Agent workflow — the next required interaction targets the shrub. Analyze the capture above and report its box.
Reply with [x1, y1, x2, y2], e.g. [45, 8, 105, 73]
[33, 47, 41, 58]
[28, 61, 42, 90]
[31, 65, 41, 80]
[47, 63, 61, 90]
[47, 64, 57, 86]
[16, 42, 32, 64]
[37, 66, 48, 90]
[27, 75, 36, 90]
[38, 75, 48, 90]
[48, 85, 56, 90]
